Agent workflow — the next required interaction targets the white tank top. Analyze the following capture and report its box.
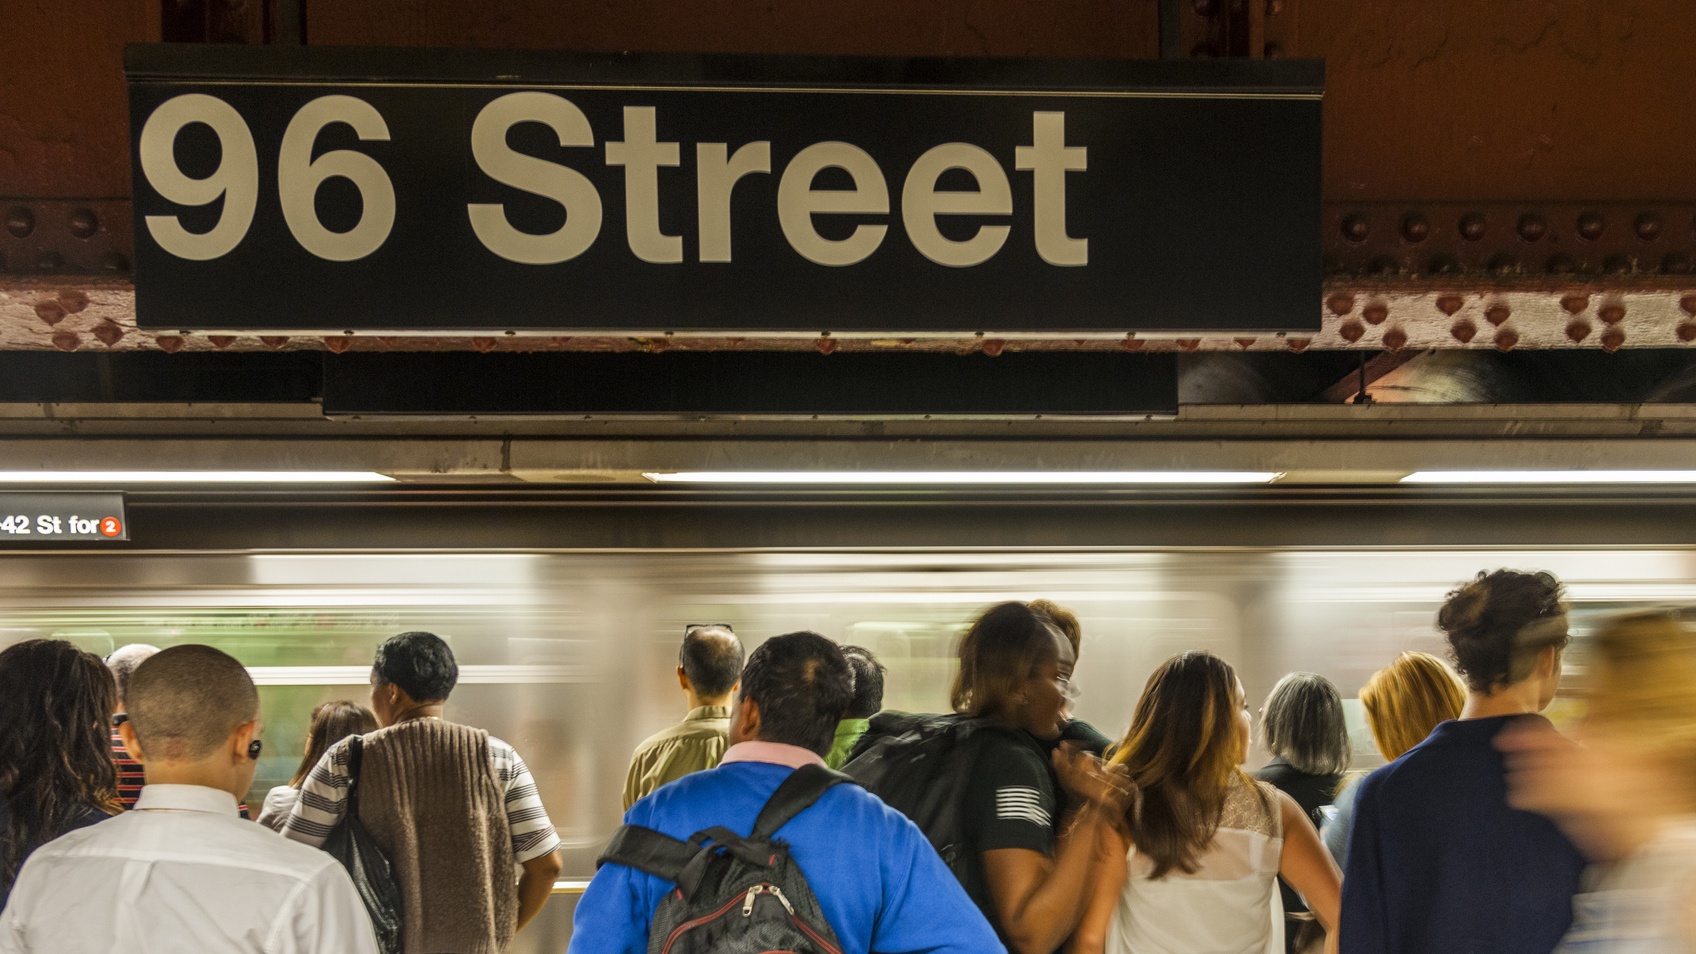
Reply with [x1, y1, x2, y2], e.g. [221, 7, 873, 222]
[1107, 776, 1285, 954]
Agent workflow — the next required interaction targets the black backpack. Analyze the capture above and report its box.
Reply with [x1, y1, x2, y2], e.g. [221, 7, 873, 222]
[840, 712, 1018, 880]
[596, 764, 852, 954]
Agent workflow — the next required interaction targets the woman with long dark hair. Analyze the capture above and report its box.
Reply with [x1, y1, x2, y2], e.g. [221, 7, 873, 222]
[0, 639, 120, 907]
[255, 699, 378, 832]
[1070, 651, 1341, 954]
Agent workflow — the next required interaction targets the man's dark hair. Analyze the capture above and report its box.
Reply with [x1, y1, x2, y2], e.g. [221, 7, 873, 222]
[840, 645, 886, 719]
[738, 632, 853, 756]
[1437, 569, 1568, 693]
[373, 631, 459, 702]
[680, 626, 744, 698]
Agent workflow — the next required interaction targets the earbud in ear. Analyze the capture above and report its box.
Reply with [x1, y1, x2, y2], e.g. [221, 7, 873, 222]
[247, 740, 263, 761]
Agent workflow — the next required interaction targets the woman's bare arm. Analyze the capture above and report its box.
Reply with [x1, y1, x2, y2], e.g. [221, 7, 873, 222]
[1064, 826, 1129, 954]
[1276, 791, 1342, 952]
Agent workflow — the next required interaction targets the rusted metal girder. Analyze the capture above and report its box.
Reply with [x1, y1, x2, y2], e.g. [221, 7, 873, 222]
[6, 0, 1696, 351]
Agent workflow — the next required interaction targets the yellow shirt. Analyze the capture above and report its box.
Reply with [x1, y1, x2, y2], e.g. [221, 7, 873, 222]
[622, 706, 731, 810]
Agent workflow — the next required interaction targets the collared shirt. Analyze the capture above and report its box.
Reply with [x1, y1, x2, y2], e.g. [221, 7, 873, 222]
[825, 718, 871, 770]
[281, 733, 561, 864]
[0, 784, 377, 954]
[622, 705, 730, 810]
[574, 742, 1005, 954]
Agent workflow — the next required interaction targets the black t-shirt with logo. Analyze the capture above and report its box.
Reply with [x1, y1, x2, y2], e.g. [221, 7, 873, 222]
[958, 728, 1060, 938]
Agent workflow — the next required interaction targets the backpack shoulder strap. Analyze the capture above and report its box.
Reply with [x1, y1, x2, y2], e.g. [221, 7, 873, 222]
[344, 734, 364, 816]
[597, 824, 700, 880]
[751, 763, 855, 841]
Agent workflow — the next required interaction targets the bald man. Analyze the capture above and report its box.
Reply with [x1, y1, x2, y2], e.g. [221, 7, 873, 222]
[623, 625, 745, 809]
[0, 645, 377, 954]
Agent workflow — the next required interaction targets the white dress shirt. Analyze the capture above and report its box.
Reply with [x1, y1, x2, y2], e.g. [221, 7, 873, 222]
[0, 784, 378, 954]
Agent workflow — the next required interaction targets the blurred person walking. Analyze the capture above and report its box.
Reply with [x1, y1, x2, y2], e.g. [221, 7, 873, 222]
[1500, 611, 1696, 953]
[1027, 599, 1112, 755]
[0, 645, 376, 953]
[1322, 652, 1464, 868]
[283, 631, 564, 953]
[573, 631, 1004, 954]
[104, 644, 158, 810]
[848, 601, 1132, 954]
[826, 645, 885, 769]
[1253, 673, 1350, 953]
[1340, 570, 1586, 954]
[0, 640, 119, 911]
[1071, 652, 1342, 954]
[623, 624, 743, 809]
[256, 700, 378, 832]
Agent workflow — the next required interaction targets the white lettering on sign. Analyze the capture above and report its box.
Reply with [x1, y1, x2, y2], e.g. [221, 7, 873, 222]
[468, 92, 605, 265]
[138, 94, 1089, 268]
[1015, 111, 1089, 267]
[138, 94, 260, 261]
[902, 143, 1013, 268]
[605, 106, 684, 264]
[278, 95, 397, 262]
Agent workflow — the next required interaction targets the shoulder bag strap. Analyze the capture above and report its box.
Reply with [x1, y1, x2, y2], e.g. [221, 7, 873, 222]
[751, 763, 855, 841]
[345, 734, 364, 819]
[597, 824, 699, 879]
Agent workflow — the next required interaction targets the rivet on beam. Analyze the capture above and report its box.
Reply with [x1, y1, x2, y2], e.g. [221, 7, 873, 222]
[1517, 212, 1548, 242]
[91, 321, 124, 346]
[1458, 213, 1487, 242]
[1598, 303, 1626, 325]
[1381, 328, 1408, 353]
[5, 207, 34, 238]
[208, 335, 237, 350]
[1561, 294, 1590, 315]
[1681, 295, 1696, 317]
[1451, 319, 1477, 344]
[1678, 323, 1696, 344]
[1339, 320, 1366, 343]
[1566, 320, 1592, 343]
[1362, 302, 1389, 325]
[323, 336, 353, 354]
[33, 300, 66, 326]
[51, 331, 80, 352]
[1576, 212, 1604, 241]
[1326, 293, 1356, 316]
[1400, 213, 1429, 244]
[1286, 337, 1311, 353]
[1341, 214, 1369, 243]
[1493, 328, 1519, 352]
[1435, 295, 1464, 317]
[1545, 254, 1578, 275]
[980, 338, 1005, 356]
[1485, 304, 1511, 326]
[68, 208, 99, 240]
[1601, 327, 1626, 352]
[1635, 212, 1663, 241]
[261, 336, 290, 350]
[1176, 338, 1202, 351]
[1234, 338, 1257, 349]
[155, 335, 185, 353]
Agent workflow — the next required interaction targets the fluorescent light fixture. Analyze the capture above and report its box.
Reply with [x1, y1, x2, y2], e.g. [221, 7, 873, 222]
[1402, 470, 1696, 484]
[643, 471, 1281, 485]
[0, 471, 395, 483]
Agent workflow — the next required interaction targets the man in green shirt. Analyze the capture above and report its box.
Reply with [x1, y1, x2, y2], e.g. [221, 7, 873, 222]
[623, 625, 744, 809]
[826, 645, 886, 769]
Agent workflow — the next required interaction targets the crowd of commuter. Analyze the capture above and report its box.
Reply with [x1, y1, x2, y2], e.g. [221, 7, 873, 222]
[0, 566, 1693, 953]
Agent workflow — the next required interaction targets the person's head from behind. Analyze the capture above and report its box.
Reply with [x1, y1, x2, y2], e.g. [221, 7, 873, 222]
[1110, 651, 1249, 878]
[290, 700, 379, 788]
[105, 643, 159, 713]
[370, 631, 458, 726]
[953, 601, 1074, 741]
[1259, 672, 1350, 777]
[1359, 651, 1466, 761]
[122, 645, 261, 800]
[840, 645, 886, 720]
[729, 632, 853, 757]
[1026, 599, 1081, 659]
[1581, 612, 1696, 814]
[0, 640, 119, 894]
[1438, 569, 1569, 709]
[678, 625, 743, 706]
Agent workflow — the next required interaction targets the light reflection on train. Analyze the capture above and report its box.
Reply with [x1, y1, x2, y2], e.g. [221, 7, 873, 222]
[2, 547, 1691, 951]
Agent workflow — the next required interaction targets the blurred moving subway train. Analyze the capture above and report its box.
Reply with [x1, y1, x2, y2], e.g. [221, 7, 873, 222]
[3, 536, 1693, 950]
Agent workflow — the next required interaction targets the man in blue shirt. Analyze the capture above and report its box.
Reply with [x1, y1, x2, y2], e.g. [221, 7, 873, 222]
[571, 631, 1005, 954]
[1341, 569, 1588, 954]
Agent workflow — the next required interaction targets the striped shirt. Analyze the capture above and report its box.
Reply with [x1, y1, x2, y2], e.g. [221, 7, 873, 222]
[280, 732, 561, 864]
[109, 727, 144, 811]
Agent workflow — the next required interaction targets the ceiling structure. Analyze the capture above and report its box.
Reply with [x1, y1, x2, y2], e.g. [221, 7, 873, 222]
[3, 0, 1694, 362]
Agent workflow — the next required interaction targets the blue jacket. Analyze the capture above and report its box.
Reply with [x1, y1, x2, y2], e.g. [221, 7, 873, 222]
[1340, 715, 1587, 954]
[570, 759, 1005, 954]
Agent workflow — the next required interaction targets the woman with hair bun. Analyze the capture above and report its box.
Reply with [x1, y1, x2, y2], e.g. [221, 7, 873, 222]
[1501, 611, 1696, 953]
[1322, 651, 1465, 869]
[1339, 569, 1587, 954]
[1070, 651, 1341, 954]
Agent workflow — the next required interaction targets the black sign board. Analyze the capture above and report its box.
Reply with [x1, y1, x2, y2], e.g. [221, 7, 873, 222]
[126, 46, 1322, 335]
[0, 494, 128, 542]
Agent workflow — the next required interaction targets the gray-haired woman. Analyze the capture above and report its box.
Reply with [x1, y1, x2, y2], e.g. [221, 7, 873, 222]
[1253, 672, 1350, 954]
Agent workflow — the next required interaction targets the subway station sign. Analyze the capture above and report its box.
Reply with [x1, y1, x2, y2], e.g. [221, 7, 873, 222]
[0, 494, 128, 542]
[126, 46, 1322, 334]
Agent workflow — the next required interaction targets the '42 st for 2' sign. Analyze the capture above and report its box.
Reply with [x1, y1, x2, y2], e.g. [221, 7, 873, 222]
[127, 47, 1322, 334]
